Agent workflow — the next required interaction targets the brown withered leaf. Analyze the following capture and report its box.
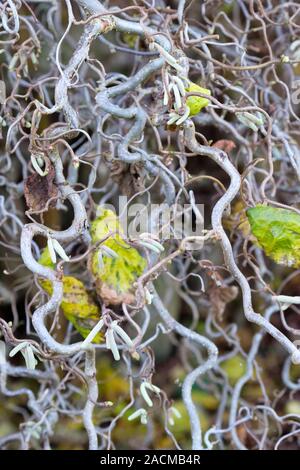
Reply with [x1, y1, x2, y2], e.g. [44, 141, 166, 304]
[212, 139, 236, 153]
[106, 158, 145, 197]
[24, 163, 58, 212]
[95, 281, 135, 306]
[209, 283, 238, 320]
[207, 269, 238, 320]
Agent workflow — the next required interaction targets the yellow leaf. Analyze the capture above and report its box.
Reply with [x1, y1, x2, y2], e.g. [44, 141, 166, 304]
[38, 249, 102, 343]
[89, 208, 146, 305]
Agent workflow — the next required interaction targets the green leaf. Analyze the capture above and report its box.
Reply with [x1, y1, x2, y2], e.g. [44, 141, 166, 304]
[220, 355, 247, 385]
[247, 204, 300, 268]
[89, 208, 147, 305]
[185, 82, 211, 116]
[38, 246, 55, 269]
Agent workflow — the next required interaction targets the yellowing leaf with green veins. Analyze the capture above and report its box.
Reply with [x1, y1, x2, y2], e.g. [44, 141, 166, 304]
[89, 208, 146, 305]
[38, 249, 102, 343]
[247, 204, 300, 268]
[185, 82, 211, 116]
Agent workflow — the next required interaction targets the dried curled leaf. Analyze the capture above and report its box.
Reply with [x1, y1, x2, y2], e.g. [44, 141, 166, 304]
[247, 204, 300, 268]
[24, 163, 58, 211]
[89, 208, 146, 305]
[39, 249, 102, 343]
[223, 199, 250, 237]
[185, 82, 211, 116]
[212, 139, 236, 153]
[208, 283, 238, 320]
[105, 158, 145, 197]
